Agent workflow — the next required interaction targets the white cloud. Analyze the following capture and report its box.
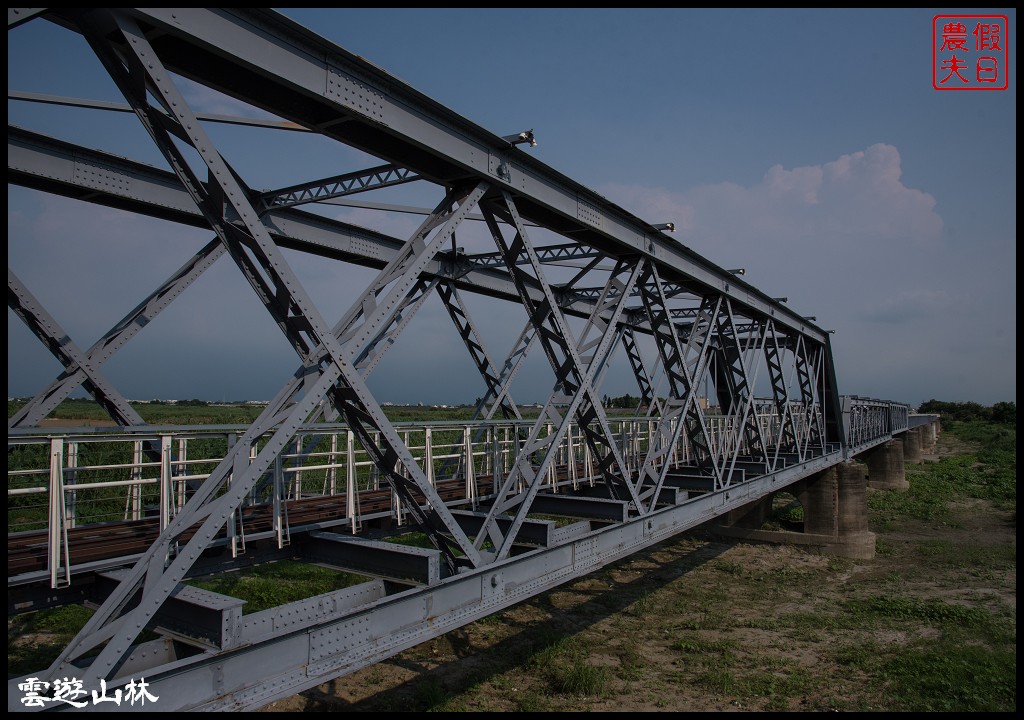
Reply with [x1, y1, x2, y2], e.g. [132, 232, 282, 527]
[597, 144, 1014, 405]
[606, 143, 942, 254]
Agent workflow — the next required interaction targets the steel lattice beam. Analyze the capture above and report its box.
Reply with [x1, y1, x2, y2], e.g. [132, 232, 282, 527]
[483, 196, 644, 509]
[258, 164, 420, 212]
[635, 265, 719, 481]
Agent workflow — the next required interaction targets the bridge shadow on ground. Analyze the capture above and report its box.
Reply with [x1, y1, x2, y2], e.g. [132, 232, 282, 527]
[290, 524, 735, 712]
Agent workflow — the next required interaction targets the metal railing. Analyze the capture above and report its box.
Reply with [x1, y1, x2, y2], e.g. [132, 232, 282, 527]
[9, 398, 892, 588]
[842, 396, 910, 453]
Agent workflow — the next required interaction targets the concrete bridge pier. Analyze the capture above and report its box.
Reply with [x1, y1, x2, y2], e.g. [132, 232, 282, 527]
[922, 421, 938, 453]
[900, 427, 923, 464]
[715, 493, 773, 530]
[861, 440, 908, 490]
[710, 462, 876, 559]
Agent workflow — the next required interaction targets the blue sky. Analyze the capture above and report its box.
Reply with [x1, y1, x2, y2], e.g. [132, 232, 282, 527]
[7, 8, 1017, 408]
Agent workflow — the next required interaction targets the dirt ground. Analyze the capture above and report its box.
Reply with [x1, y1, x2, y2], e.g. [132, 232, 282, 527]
[264, 433, 1016, 712]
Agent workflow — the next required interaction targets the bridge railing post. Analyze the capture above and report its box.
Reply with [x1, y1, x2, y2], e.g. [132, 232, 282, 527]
[225, 432, 243, 557]
[463, 426, 477, 508]
[346, 430, 358, 534]
[273, 452, 289, 548]
[159, 434, 173, 531]
[126, 439, 143, 522]
[327, 432, 338, 497]
[48, 437, 70, 589]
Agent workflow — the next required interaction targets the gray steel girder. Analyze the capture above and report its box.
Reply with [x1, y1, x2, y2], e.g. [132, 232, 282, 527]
[5, 449, 848, 712]
[259, 164, 420, 212]
[35, 6, 826, 342]
[636, 266, 719, 479]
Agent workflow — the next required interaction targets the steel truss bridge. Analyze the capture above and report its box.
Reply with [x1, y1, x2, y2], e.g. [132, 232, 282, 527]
[8, 8, 920, 711]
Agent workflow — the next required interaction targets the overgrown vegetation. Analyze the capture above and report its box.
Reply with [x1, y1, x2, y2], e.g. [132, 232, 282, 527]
[188, 561, 372, 614]
[8, 605, 94, 678]
[870, 418, 1017, 531]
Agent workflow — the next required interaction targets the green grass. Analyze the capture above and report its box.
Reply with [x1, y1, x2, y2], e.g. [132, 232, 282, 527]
[411, 679, 448, 710]
[844, 594, 998, 631]
[835, 638, 1015, 712]
[522, 632, 610, 698]
[8, 605, 95, 677]
[551, 659, 610, 697]
[870, 421, 1016, 529]
[878, 643, 1015, 712]
[672, 634, 738, 661]
[188, 560, 371, 613]
[615, 642, 645, 681]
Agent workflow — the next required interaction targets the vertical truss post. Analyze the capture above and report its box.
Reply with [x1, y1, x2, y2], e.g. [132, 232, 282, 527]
[327, 432, 339, 497]
[794, 337, 826, 457]
[292, 438, 304, 500]
[175, 438, 187, 512]
[159, 435, 173, 532]
[273, 453, 290, 549]
[65, 441, 78, 530]
[346, 430, 358, 534]
[225, 432, 242, 558]
[463, 426, 477, 508]
[822, 334, 846, 451]
[424, 428, 435, 487]
[127, 440, 143, 522]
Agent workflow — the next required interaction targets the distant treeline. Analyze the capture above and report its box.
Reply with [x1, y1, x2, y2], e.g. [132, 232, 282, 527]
[603, 394, 643, 409]
[9, 396, 1016, 426]
[918, 399, 1016, 425]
